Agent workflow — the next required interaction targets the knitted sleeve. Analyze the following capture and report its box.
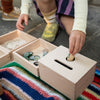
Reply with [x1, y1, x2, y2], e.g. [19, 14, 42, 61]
[21, 0, 32, 15]
[72, 0, 88, 34]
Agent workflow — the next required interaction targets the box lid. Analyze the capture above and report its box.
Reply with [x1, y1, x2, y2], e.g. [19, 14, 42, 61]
[39, 46, 97, 83]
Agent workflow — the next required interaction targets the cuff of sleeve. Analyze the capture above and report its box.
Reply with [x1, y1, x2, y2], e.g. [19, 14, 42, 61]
[72, 19, 87, 34]
[21, 6, 30, 15]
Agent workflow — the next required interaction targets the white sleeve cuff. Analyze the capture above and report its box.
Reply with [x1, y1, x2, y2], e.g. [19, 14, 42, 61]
[21, 5, 30, 15]
[72, 19, 87, 34]
[21, 0, 33, 15]
[72, 0, 88, 34]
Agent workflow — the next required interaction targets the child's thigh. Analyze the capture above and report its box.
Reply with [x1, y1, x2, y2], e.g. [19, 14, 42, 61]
[56, 0, 74, 28]
[56, 0, 74, 18]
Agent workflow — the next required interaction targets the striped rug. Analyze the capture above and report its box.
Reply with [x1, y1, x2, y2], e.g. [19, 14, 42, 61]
[0, 66, 100, 100]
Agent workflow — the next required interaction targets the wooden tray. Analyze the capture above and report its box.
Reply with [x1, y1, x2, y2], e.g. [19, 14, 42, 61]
[13, 38, 57, 77]
[0, 46, 10, 67]
[0, 30, 37, 57]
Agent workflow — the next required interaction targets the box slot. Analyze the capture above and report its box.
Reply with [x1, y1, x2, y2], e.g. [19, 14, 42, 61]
[55, 59, 73, 70]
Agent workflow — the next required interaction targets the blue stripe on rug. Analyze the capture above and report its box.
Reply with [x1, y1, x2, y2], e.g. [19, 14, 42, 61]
[0, 71, 54, 100]
[95, 70, 100, 76]
[88, 84, 100, 95]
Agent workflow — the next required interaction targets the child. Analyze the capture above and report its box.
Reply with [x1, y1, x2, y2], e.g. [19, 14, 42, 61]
[16, 0, 88, 55]
[0, 0, 20, 21]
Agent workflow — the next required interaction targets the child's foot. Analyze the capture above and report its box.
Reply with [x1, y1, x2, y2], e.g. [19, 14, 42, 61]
[41, 23, 59, 42]
[2, 7, 20, 21]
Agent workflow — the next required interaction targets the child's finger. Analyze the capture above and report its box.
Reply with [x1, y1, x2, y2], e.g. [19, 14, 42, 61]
[25, 16, 28, 26]
[72, 37, 80, 55]
[18, 27, 24, 31]
[69, 36, 75, 54]
[78, 36, 85, 52]
[16, 22, 24, 31]
[78, 37, 83, 52]
[18, 20, 25, 28]
[16, 24, 24, 31]
[19, 22, 25, 29]
[16, 18, 24, 29]
[16, 23, 24, 30]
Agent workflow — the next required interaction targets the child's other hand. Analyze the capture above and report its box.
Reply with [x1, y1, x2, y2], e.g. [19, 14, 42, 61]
[69, 30, 86, 55]
[16, 14, 29, 31]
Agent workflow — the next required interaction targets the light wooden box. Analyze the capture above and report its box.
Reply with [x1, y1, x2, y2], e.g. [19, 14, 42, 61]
[0, 30, 37, 58]
[39, 45, 97, 100]
[13, 38, 57, 77]
[0, 46, 10, 67]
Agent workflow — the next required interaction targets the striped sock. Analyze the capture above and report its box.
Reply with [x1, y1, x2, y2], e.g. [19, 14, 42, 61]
[41, 9, 59, 42]
[41, 9, 57, 24]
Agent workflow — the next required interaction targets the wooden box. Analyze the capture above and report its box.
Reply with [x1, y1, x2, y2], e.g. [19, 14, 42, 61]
[0, 46, 10, 67]
[13, 38, 57, 77]
[39, 46, 97, 100]
[0, 30, 37, 56]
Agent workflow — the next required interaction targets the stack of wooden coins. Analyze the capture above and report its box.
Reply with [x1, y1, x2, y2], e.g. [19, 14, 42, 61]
[67, 53, 75, 61]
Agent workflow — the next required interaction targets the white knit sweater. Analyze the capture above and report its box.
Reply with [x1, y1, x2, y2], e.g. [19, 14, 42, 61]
[21, 0, 88, 34]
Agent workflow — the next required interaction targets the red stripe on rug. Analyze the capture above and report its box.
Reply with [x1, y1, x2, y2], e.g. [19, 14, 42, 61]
[92, 82, 100, 88]
[82, 91, 99, 100]
[3, 88, 17, 100]
[94, 76, 100, 84]
[0, 68, 60, 100]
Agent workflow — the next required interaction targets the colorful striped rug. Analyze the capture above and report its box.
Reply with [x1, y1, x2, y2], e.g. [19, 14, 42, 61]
[0, 63, 100, 100]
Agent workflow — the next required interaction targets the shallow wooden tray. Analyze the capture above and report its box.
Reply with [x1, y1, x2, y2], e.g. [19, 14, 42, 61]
[13, 38, 57, 77]
[0, 46, 10, 67]
[0, 30, 37, 56]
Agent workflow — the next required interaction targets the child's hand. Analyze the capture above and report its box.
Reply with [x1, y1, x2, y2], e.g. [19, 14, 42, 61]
[69, 30, 86, 55]
[16, 14, 29, 31]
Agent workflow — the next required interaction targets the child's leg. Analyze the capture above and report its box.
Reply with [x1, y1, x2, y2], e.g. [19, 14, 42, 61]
[60, 15, 74, 35]
[35, 0, 59, 42]
[35, 0, 56, 13]
[56, 0, 74, 36]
